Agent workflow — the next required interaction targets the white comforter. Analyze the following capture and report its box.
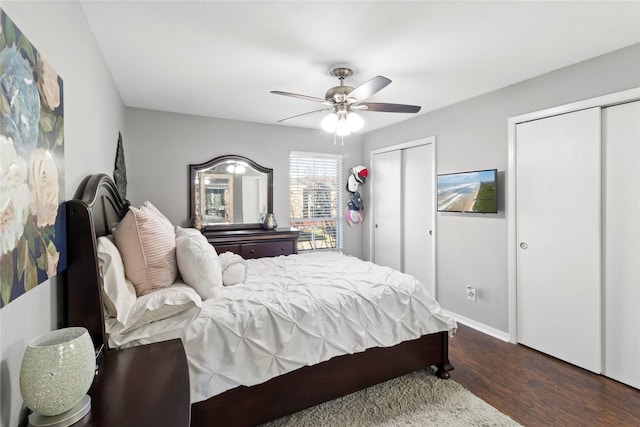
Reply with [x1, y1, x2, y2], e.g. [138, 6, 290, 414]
[116, 252, 456, 403]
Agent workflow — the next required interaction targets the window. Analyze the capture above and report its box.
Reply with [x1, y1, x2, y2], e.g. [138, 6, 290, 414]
[290, 152, 343, 251]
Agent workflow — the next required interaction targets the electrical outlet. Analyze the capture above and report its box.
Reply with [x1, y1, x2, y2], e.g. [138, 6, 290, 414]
[466, 285, 476, 302]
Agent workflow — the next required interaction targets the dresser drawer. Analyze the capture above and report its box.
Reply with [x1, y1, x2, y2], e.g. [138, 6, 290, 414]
[241, 241, 295, 259]
[204, 227, 299, 259]
[214, 244, 241, 256]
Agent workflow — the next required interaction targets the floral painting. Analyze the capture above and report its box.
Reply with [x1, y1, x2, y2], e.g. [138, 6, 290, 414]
[0, 9, 66, 307]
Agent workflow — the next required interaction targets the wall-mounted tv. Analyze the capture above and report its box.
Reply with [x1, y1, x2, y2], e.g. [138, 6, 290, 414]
[437, 169, 497, 213]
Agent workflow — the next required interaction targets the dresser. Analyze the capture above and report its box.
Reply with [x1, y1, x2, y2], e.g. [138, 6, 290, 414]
[203, 227, 300, 259]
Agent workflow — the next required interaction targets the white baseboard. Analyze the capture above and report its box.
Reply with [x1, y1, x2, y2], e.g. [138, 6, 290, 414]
[443, 310, 511, 342]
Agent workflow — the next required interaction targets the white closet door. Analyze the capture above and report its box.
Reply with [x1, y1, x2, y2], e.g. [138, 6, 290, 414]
[403, 144, 436, 296]
[373, 150, 402, 271]
[516, 108, 602, 373]
[603, 100, 640, 388]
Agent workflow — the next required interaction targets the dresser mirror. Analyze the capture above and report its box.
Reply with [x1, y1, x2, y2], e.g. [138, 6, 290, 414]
[189, 155, 273, 230]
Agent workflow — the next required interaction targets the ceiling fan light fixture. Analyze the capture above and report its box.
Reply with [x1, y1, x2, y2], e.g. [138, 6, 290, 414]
[322, 111, 361, 136]
[321, 113, 338, 132]
[347, 112, 364, 132]
[335, 115, 352, 136]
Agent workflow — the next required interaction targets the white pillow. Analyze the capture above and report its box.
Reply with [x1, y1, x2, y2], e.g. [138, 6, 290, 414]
[218, 252, 247, 286]
[120, 282, 201, 333]
[175, 231, 223, 299]
[97, 236, 137, 324]
[113, 207, 178, 296]
[175, 226, 203, 239]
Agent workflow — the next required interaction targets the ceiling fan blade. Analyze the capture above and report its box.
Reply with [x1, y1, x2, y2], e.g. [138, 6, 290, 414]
[277, 108, 332, 123]
[355, 102, 421, 113]
[346, 76, 391, 102]
[271, 90, 330, 104]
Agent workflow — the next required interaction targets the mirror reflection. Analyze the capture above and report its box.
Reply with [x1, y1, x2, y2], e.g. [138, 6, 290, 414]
[190, 155, 273, 228]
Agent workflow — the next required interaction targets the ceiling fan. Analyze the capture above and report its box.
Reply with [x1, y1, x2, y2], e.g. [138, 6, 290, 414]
[270, 66, 421, 136]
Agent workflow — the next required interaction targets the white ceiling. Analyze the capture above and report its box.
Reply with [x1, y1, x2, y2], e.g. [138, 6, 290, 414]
[80, 1, 640, 133]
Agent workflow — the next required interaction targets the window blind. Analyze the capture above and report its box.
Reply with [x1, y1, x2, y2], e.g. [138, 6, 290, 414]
[289, 152, 343, 251]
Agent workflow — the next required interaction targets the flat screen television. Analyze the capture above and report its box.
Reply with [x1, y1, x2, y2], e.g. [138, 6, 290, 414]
[437, 169, 497, 213]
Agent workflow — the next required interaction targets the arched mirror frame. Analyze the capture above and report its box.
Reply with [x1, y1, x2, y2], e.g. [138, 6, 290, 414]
[189, 155, 273, 231]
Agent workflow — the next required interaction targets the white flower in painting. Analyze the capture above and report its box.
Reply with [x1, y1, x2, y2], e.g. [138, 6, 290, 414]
[0, 135, 29, 255]
[28, 148, 59, 228]
[38, 54, 60, 111]
[46, 240, 60, 278]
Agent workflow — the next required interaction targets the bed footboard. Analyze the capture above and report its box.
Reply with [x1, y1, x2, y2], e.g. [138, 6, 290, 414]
[191, 331, 452, 427]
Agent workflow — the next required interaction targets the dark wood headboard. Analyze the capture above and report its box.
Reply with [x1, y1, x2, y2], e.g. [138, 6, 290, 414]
[65, 174, 129, 351]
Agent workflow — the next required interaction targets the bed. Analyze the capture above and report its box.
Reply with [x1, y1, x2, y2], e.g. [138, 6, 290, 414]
[65, 173, 456, 426]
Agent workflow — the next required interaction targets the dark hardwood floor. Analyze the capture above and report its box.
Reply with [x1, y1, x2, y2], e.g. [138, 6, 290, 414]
[448, 324, 640, 427]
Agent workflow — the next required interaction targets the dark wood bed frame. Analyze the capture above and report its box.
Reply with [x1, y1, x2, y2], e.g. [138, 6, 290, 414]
[65, 174, 454, 426]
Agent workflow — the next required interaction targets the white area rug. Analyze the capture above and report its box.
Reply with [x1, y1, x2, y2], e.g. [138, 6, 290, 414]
[262, 370, 521, 426]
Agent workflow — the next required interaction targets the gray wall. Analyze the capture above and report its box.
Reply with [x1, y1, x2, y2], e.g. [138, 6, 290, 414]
[124, 108, 365, 258]
[362, 43, 640, 335]
[0, 2, 126, 426]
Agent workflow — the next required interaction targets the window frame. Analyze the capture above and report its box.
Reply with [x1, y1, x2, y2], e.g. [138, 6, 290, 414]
[289, 151, 344, 251]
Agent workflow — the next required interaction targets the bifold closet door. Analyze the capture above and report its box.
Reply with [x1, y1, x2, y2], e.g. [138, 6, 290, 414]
[373, 141, 435, 295]
[373, 149, 402, 271]
[516, 107, 602, 373]
[403, 144, 435, 296]
[603, 100, 640, 389]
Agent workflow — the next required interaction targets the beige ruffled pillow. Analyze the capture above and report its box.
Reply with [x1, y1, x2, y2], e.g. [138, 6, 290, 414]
[218, 252, 247, 286]
[113, 206, 177, 296]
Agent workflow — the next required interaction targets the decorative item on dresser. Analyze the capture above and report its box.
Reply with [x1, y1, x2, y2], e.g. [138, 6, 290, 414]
[261, 212, 278, 230]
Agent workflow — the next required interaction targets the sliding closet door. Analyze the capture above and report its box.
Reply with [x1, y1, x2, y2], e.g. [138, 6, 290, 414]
[403, 144, 435, 296]
[603, 101, 640, 388]
[516, 108, 602, 373]
[373, 150, 402, 271]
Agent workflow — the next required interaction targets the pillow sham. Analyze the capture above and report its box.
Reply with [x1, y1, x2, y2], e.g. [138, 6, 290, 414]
[97, 236, 137, 324]
[110, 282, 202, 334]
[218, 251, 247, 286]
[113, 206, 178, 296]
[175, 230, 222, 299]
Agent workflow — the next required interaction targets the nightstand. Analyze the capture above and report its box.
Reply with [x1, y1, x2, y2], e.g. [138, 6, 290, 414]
[74, 339, 190, 427]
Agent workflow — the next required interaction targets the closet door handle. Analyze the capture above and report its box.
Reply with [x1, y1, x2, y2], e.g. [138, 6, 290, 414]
[520, 242, 528, 250]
